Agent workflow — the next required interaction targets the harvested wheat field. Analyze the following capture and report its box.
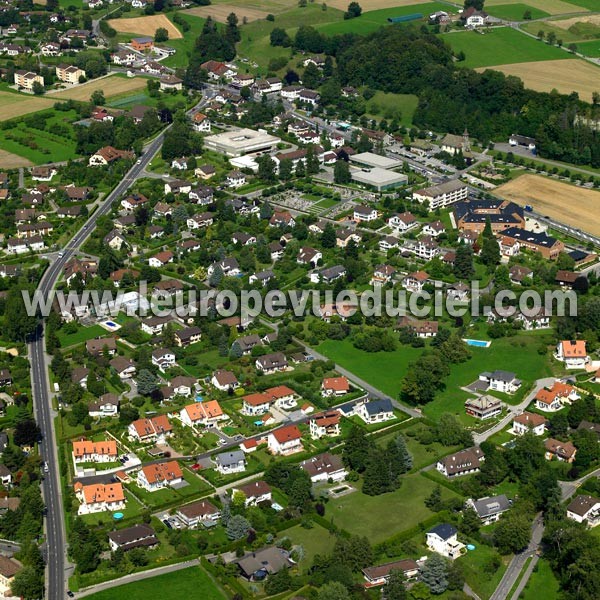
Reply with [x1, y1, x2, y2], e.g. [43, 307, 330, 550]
[184, 4, 271, 22]
[0, 149, 33, 168]
[108, 14, 182, 38]
[51, 75, 147, 101]
[326, 0, 430, 9]
[496, 174, 600, 236]
[0, 92, 53, 121]
[485, 0, 589, 15]
[477, 59, 599, 103]
[550, 14, 600, 29]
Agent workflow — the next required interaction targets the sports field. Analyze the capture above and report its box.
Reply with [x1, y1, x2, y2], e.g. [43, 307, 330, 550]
[84, 566, 225, 600]
[0, 91, 53, 121]
[317, 2, 454, 36]
[51, 75, 148, 101]
[108, 14, 183, 38]
[495, 174, 600, 236]
[443, 27, 569, 68]
[485, 0, 590, 15]
[478, 59, 600, 103]
[0, 149, 33, 167]
[184, 4, 271, 22]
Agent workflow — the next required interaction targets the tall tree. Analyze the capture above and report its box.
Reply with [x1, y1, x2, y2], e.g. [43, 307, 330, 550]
[420, 554, 449, 594]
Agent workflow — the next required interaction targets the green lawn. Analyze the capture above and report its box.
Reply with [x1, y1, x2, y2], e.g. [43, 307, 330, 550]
[486, 3, 550, 20]
[57, 324, 107, 348]
[565, 0, 600, 8]
[84, 566, 226, 600]
[521, 559, 561, 600]
[366, 91, 418, 128]
[317, 3, 453, 37]
[282, 523, 337, 571]
[327, 473, 461, 543]
[442, 27, 569, 68]
[317, 337, 424, 399]
[460, 542, 509, 599]
[163, 13, 212, 69]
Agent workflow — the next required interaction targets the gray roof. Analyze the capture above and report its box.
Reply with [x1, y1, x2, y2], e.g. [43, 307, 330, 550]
[236, 547, 290, 577]
[364, 398, 393, 416]
[428, 523, 457, 540]
[471, 494, 510, 518]
[215, 450, 245, 467]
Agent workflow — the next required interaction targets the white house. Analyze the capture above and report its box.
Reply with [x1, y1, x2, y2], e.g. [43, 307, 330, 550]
[214, 450, 246, 474]
[137, 461, 183, 492]
[388, 212, 418, 234]
[211, 369, 239, 392]
[72, 439, 117, 463]
[152, 348, 176, 372]
[555, 340, 589, 369]
[466, 494, 511, 525]
[300, 453, 347, 483]
[267, 425, 303, 456]
[512, 412, 547, 436]
[426, 524, 465, 559]
[478, 370, 521, 394]
[180, 400, 225, 428]
[233, 480, 272, 507]
[309, 411, 341, 439]
[75, 482, 126, 515]
[356, 399, 394, 425]
[566, 495, 600, 527]
[437, 447, 484, 478]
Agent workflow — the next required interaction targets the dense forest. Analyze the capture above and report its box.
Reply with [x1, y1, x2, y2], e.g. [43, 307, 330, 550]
[331, 26, 600, 167]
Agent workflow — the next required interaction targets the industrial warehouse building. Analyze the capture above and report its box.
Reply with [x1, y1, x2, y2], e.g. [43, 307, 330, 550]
[351, 167, 408, 191]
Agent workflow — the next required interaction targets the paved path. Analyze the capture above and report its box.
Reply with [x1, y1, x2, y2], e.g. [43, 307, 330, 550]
[559, 466, 600, 501]
[74, 559, 200, 598]
[473, 377, 555, 445]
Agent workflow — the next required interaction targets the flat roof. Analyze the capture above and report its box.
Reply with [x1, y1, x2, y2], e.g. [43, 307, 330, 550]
[351, 167, 408, 186]
[350, 152, 401, 169]
[204, 128, 280, 151]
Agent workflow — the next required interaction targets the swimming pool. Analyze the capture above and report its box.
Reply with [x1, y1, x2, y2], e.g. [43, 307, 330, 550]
[100, 319, 122, 332]
[463, 339, 491, 348]
[113, 512, 124, 520]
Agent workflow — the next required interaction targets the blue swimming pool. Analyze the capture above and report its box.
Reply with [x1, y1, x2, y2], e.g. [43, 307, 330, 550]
[113, 512, 124, 520]
[464, 339, 491, 348]
[105, 321, 117, 328]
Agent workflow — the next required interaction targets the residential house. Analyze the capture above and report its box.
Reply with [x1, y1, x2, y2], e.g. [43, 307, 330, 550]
[255, 352, 287, 374]
[249, 269, 275, 287]
[131, 37, 154, 52]
[270, 211, 296, 228]
[437, 447, 484, 478]
[466, 494, 511, 525]
[226, 170, 246, 188]
[72, 439, 117, 463]
[176, 500, 220, 528]
[152, 348, 176, 372]
[353, 205, 378, 222]
[137, 461, 183, 492]
[108, 524, 158, 552]
[388, 211, 418, 234]
[55, 63, 85, 84]
[89, 146, 134, 166]
[402, 271, 430, 293]
[555, 340, 589, 369]
[128, 415, 172, 443]
[356, 399, 394, 425]
[545, 438, 577, 463]
[396, 316, 438, 338]
[236, 547, 291, 581]
[174, 326, 202, 347]
[89, 393, 120, 418]
[85, 337, 116, 356]
[362, 559, 419, 588]
[321, 376, 350, 397]
[512, 411, 547, 436]
[0, 556, 22, 598]
[566, 495, 600, 527]
[478, 370, 521, 394]
[75, 482, 125, 515]
[180, 401, 226, 428]
[214, 450, 246, 474]
[110, 356, 136, 380]
[426, 524, 465, 559]
[309, 411, 341, 439]
[268, 425, 303, 456]
[211, 370, 239, 392]
[233, 481, 272, 507]
[192, 112, 211, 132]
[310, 265, 346, 284]
[300, 452, 347, 483]
[464, 395, 503, 420]
[159, 75, 182, 91]
[140, 315, 171, 335]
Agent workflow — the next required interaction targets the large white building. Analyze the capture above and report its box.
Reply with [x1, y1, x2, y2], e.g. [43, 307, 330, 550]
[413, 180, 468, 210]
[203, 128, 281, 157]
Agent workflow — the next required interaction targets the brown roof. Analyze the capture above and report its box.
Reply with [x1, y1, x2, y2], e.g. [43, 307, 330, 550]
[363, 559, 419, 581]
[300, 452, 344, 478]
[439, 447, 484, 475]
[513, 411, 546, 428]
[545, 438, 577, 460]
[235, 480, 271, 499]
[0, 556, 21, 578]
[177, 499, 219, 519]
[567, 494, 600, 517]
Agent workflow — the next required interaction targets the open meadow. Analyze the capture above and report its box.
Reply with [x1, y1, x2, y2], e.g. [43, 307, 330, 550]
[485, 0, 591, 15]
[476, 58, 600, 103]
[495, 174, 600, 236]
[485, 3, 550, 20]
[50, 75, 148, 101]
[442, 27, 569, 68]
[0, 149, 33, 168]
[83, 566, 225, 600]
[107, 14, 182, 38]
[183, 4, 271, 23]
[0, 91, 53, 121]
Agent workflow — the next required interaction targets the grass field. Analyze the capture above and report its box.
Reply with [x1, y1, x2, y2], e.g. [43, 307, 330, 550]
[442, 27, 569, 68]
[162, 13, 212, 68]
[108, 14, 183, 39]
[283, 523, 337, 570]
[84, 566, 225, 600]
[0, 91, 53, 121]
[317, 338, 423, 399]
[521, 559, 561, 600]
[485, 3, 550, 20]
[184, 4, 271, 22]
[0, 149, 32, 167]
[326, 0, 433, 9]
[575, 39, 600, 57]
[328, 473, 460, 543]
[552, 14, 600, 31]
[57, 325, 107, 348]
[317, 2, 453, 36]
[521, 20, 588, 43]
[477, 58, 600, 103]
[565, 0, 600, 8]
[51, 75, 148, 101]
[485, 0, 590, 15]
[495, 173, 600, 236]
[366, 91, 418, 127]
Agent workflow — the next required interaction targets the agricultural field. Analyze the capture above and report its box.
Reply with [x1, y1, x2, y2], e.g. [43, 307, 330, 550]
[327, 0, 433, 9]
[0, 109, 80, 165]
[365, 91, 418, 127]
[0, 91, 53, 121]
[485, 3, 550, 20]
[327, 473, 461, 543]
[84, 566, 226, 600]
[442, 27, 569, 68]
[0, 149, 32, 168]
[50, 75, 148, 101]
[495, 174, 600, 236]
[575, 39, 600, 57]
[183, 4, 271, 23]
[485, 0, 591, 15]
[317, 2, 454, 36]
[477, 58, 600, 103]
[551, 14, 600, 32]
[107, 14, 183, 38]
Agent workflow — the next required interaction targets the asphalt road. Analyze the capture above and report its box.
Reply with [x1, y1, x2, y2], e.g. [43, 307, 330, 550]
[29, 133, 165, 600]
